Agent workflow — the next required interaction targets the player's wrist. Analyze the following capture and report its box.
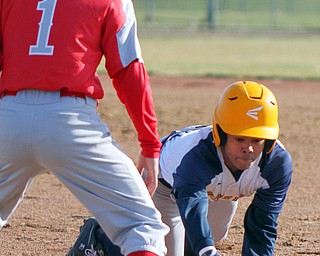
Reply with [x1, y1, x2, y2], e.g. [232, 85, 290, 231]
[199, 246, 220, 256]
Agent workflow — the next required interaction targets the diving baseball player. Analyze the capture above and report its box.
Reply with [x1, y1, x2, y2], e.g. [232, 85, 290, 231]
[68, 81, 293, 256]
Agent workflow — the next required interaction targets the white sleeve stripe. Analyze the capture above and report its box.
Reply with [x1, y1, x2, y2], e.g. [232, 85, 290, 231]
[116, 0, 143, 67]
[199, 246, 217, 256]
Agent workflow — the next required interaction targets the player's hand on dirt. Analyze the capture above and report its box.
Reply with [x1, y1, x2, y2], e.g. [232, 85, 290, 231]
[136, 154, 159, 197]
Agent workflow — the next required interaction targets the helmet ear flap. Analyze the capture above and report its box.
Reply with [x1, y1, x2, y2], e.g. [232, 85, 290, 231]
[264, 140, 276, 154]
[216, 125, 227, 147]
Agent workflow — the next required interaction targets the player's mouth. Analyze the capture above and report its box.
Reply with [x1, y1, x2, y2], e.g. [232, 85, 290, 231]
[236, 156, 255, 168]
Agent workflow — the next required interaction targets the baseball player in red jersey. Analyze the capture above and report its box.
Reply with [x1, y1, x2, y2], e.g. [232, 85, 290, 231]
[0, 0, 169, 255]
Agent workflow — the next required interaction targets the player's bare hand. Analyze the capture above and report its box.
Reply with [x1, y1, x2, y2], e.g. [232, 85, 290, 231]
[136, 154, 159, 197]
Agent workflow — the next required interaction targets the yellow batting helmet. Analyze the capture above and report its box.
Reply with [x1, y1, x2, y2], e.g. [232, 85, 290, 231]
[212, 81, 279, 153]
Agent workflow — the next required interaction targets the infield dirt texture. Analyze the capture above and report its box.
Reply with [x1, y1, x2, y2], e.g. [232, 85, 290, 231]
[1, 75, 319, 255]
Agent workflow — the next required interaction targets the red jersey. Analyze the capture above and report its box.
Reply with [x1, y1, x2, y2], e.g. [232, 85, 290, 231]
[0, 0, 161, 157]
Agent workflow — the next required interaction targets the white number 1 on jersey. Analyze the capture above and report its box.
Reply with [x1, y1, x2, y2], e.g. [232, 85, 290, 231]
[29, 0, 57, 56]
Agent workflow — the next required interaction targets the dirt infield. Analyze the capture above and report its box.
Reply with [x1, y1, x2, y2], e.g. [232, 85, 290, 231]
[1, 75, 319, 255]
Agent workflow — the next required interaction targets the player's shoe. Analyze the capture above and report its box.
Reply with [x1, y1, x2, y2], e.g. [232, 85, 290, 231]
[66, 217, 106, 256]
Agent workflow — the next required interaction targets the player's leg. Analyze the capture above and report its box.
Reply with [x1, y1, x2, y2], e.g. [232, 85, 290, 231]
[34, 95, 168, 256]
[96, 225, 123, 255]
[0, 168, 38, 228]
[82, 176, 184, 256]
[153, 180, 185, 256]
[77, 175, 183, 256]
[66, 216, 123, 256]
[0, 95, 45, 227]
[207, 200, 238, 241]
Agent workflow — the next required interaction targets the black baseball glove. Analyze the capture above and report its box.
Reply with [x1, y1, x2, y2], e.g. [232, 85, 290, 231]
[66, 217, 106, 256]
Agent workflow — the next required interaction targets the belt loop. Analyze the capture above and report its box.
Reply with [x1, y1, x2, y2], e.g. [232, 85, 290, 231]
[1, 90, 7, 99]
[85, 96, 98, 108]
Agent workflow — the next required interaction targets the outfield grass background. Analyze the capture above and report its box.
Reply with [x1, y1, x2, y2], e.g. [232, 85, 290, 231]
[97, 0, 320, 80]
[133, 0, 320, 32]
[98, 33, 320, 80]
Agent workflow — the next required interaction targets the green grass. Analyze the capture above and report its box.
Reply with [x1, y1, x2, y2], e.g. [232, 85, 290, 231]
[97, 33, 320, 79]
[98, 33, 320, 80]
[217, 11, 320, 31]
[97, 0, 320, 80]
[104, 1, 320, 79]
[132, 0, 320, 31]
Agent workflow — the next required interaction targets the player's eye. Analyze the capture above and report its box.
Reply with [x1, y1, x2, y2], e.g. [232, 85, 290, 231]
[234, 137, 245, 142]
[252, 139, 265, 145]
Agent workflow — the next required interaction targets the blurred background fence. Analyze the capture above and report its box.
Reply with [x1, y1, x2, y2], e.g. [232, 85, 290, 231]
[133, 0, 320, 33]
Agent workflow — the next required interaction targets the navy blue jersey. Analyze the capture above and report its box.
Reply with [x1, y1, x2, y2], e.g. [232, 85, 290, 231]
[159, 125, 292, 255]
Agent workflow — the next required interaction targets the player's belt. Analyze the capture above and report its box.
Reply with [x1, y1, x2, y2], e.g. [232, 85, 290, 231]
[1, 89, 86, 99]
[158, 178, 172, 189]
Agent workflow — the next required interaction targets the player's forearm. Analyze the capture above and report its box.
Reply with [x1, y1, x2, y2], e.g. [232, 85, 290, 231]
[112, 60, 161, 157]
[243, 204, 278, 255]
[173, 185, 214, 254]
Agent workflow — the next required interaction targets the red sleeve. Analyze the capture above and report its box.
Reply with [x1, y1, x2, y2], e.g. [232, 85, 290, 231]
[0, 0, 3, 72]
[112, 60, 161, 158]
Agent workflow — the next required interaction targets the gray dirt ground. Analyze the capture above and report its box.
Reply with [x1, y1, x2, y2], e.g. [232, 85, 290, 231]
[1, 76, 319, 255]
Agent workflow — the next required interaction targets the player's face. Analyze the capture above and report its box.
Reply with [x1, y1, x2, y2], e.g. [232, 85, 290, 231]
[221, 135, 265, 171]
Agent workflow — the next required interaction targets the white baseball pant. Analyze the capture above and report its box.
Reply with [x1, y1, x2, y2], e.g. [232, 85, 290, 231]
[0, 90, 169, 256]
[153, 181, 238, 256]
